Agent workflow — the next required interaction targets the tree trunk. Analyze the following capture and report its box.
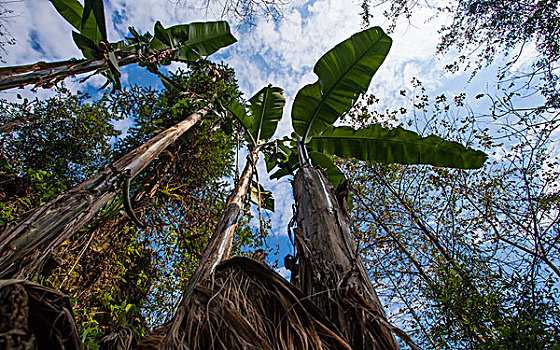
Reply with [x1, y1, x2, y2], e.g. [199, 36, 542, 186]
[0, 55, 137, 91]
[291, 164, 399, 349]
[0, 106, 210, 279]
[164, 151, 258, 349]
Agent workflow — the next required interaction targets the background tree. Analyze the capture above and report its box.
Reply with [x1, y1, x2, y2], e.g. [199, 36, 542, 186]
[360, 0, 559, 110]
[341, 82, 560, 348]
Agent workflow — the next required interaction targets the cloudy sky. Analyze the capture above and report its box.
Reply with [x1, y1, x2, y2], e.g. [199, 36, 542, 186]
[1, 0, 534, 272]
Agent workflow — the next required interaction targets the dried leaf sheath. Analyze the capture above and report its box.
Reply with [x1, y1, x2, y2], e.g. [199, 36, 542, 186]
[138, 257, 351, 350]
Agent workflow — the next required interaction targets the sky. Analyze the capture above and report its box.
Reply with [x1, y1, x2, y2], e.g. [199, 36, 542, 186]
[0, 0, 540, 276]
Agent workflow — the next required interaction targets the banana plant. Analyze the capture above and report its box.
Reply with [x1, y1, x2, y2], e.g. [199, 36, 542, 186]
[259, 27, 487, 349]
[266, 27, 486, 186]
[165, 85, 285, 348]
[0, 0, 237, 91]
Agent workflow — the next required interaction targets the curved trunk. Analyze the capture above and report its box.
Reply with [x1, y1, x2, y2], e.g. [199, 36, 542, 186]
[291, 164, 399, 349]
[0, 106, 210, 279]
[164, 151, 258, 349]
[0, 55, 137, 91]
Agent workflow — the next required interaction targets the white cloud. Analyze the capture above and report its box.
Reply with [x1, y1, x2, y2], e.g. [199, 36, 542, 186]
[275, 266, 291, 279]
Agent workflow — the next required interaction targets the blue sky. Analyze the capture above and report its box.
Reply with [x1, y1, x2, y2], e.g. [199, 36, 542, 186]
[0, 0, 542, 279]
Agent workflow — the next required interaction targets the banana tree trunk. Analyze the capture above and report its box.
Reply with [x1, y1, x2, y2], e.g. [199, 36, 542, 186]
[0, 106, 211, 279]
[292, 164, 399, 349]
[0, 55, 137, 91]
[165, 151, 258, 349]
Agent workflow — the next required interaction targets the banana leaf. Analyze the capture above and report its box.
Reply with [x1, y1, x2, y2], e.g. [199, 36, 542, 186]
[292, 27, 392, 139]
[307, 125, 488, 169]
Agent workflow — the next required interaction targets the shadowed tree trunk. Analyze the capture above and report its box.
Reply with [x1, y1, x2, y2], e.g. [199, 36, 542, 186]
[0, 106, 211, 279]
[0, 279, 82, 349]
[292, 164, 400, 349]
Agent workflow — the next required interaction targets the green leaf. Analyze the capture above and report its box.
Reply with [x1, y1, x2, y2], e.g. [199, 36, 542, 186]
[249, 181, 275, 212]
[149, 21, 237, 63]
[181, 21, 237, 58]
[50, 0, 103, 43]
[82, 0, 107, 41]
[292, 27, 392, 139]
[228, 86, 286, 146]
[107, 51, 121, 90]
[50, 0, 83, 30]
[308, 151, 346, 187]
[72, 31, 103, 59]
[263, 137, 299, 180]
[307, 125, 488, 169]
[227, 99, 252, 132]
[152, 21, 171, 49]
[247, 86, 286, 143]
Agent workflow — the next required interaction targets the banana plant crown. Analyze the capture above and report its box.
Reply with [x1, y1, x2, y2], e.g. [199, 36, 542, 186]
[50, 0, 237, 90]
[263, 27, 487, 188]
[227, 85, 287, 211]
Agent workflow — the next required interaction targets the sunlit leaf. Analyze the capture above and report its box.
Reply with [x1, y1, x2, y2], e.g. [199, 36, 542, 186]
[308, 125, 488, 169]
[292, 27, 392, 139]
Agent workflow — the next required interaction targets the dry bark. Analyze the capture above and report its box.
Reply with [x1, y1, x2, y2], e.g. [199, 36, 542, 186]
[292, 164, 400, 349]
[0, 106, 210, 279]
[0, 55, 137, 91]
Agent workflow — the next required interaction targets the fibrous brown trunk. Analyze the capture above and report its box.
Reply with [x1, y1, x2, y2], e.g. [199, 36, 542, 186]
[292, 164, 399, 349]
[0, 55, 137, 91]
[0, 106, 210, 279]
[164, 151, 258, 349]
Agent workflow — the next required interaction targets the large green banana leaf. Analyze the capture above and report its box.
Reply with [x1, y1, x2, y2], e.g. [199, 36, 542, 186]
[307, 125, 488, 169]
[150, 21, 237, 62]
[50, 0, 104, 43]
[291, 27, 392, 139]
[82, 0, 107, 42]
[228, 86, 285, 145]
[248, 86, 286, 142]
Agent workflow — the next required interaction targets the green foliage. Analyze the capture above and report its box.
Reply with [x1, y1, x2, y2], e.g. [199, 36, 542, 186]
[49, 0, 237, 91]
[308, 124, 487, 169]
[228, 85, 286, 147]
[50, 0, 104, 43]
[291, 26, 391, 139]
[265, 28, 486, 189]
[0, 87, 119, 224]
[150, 21, 237, 63]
